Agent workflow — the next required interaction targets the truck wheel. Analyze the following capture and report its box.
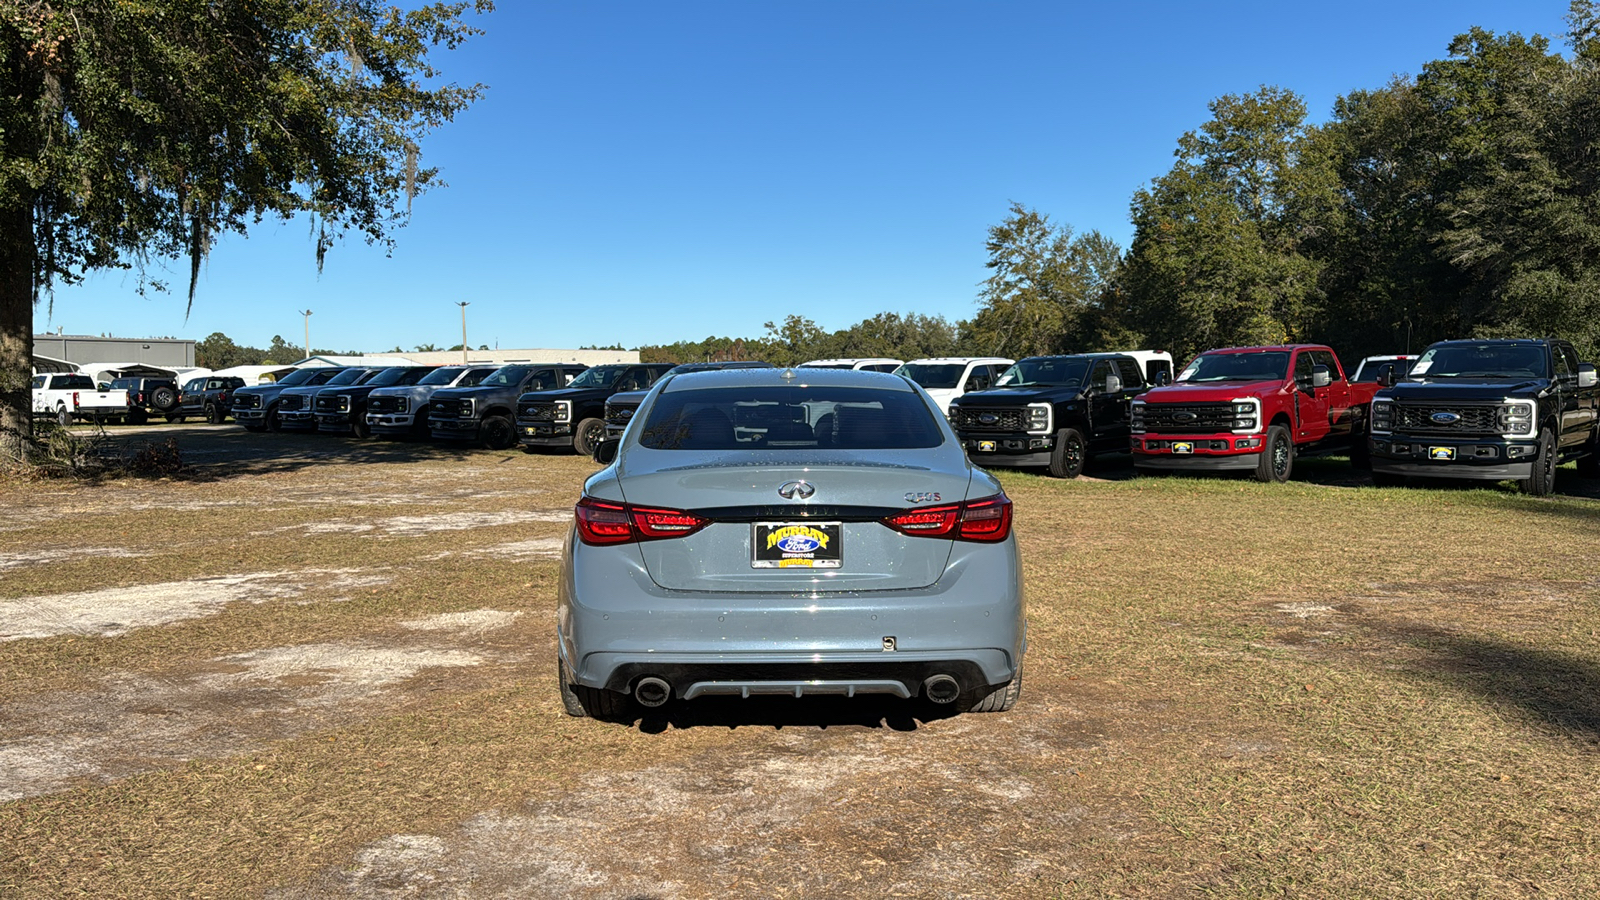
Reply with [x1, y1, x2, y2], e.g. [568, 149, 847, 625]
[1047, 427, 1087, 478]
[204, 403, 223, 424]
[480, 414, 516, 450]
[266, 406, 282, 432]
[573, 417, 606, 456]
[150, 386, 178, 411]
[1519, 428, 1557, 496]
[1254, 425, 1294, 483]
[351, 416, 371, 439]
[56, 404, 71, 427]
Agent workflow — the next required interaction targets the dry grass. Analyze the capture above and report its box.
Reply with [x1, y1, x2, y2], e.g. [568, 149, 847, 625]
[2, 429, 1598, 898]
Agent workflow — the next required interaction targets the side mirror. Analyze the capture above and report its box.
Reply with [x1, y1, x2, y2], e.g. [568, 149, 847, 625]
[1104, 374, 1122, 394]
[1377, 364, 1396, 388]
[1580, 363, 1597, 389]
[592, 438, 620, 465]
[1154, 370, 1171, 386]
[1311, 365, 1331, 389]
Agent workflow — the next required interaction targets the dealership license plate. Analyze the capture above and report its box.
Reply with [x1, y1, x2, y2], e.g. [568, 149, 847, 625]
[977, 440, 997, 452]
[752, 522, 843, 568]
[1429, 446, 1455, 461]
[1172, 441, 1195, 454]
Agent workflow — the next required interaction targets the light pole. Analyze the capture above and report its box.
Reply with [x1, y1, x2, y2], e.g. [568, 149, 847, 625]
[298, 309, 313, 360]
[455, 301, 470, 364]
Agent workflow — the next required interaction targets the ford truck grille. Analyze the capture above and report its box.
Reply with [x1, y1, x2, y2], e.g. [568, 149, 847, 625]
[604, 401, 638, 426]
[950, 407, 1027, 432]
[518, 401, 561, 421]
[314, 395, 340, 412]
[279, 395, 304, 411]
[369, 396, 401, 414]
[1139, 402, 1235, 433]
[432, 398, 462, 418]
[233, 394, 261, 410]
[1393, 403, 1500, 435]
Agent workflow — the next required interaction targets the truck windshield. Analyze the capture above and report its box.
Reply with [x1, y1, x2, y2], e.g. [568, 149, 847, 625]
[323, 369, 368, 386]
[274, 368, 320, 386]
[480, 366, 531, 387]
[569, 365, 628, 389]
[1178, 352, 1289, 383]
[418, 367, 465, 386]
[366, 367, 428, 387]
[1409, 344, 1548, 379]
[994, 359, 1088, 387]
[896, 363, 966, 389]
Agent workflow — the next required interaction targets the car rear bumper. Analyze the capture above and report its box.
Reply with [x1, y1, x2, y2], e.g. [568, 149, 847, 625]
[558, 532, 1026, 699]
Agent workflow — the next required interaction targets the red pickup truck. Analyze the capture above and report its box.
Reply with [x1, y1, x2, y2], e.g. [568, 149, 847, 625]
[1129, 344, 1380, 482]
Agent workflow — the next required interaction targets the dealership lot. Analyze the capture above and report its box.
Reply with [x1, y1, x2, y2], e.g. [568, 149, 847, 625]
[2, 426, 1598, 897]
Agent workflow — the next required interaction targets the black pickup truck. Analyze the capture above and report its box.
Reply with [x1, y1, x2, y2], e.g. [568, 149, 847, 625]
[947, 353, 1150, 478]
[516, 362, 675, 454]
[172, 375, 247, 424]
[1368, 338, 1600, 495]
[313, 366, 431, 438]
[429, 363, 589, 449]
[232, 367, 343, 432]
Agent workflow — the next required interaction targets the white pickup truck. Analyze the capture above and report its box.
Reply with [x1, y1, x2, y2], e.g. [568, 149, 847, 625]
[31, 373, 129, 425]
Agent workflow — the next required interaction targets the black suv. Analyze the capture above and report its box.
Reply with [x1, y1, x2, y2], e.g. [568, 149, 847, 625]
[603, 361, 774, 438]
[110, 376, 180, 424]
[1368, 338, 1600, 495]
[171, 376, 247, 423]
[947, 353, 1150, 478]
[429, 363, 589, 449]
[516, 363, 675, 454]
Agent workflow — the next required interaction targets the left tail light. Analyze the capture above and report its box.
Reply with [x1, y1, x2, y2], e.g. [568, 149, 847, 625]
[575, 496, 710, 546]
[882, 494, 1012, 543]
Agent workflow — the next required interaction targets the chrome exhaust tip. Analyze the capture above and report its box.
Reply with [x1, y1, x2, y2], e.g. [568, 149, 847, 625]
[634, 676, 672, 708]
[922, 674, 961, 704]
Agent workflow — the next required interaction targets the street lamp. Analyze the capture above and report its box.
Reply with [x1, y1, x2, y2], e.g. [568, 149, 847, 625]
[455, 301, 470, 364]
[298, 309, 313, 360]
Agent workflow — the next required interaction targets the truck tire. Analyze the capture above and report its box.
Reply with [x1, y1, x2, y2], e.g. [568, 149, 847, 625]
[1519, 428, 1557, 496]
[965, 660, 1022, 713]
[1254, 424, 1294, 483]
[150, 386, 178, 411]
[1047, 427, 1087, 479]
[128, 409, 148, 425]
[480, 414, 516, 450]
[351, 416, 371, 439]
[204, 403, 223, 424]
[573, 417, 606, 456]
[56, 404, 71, 427]
[266, 405, 282, 432]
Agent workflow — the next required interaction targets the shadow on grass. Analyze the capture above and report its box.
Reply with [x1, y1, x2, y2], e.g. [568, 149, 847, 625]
[1383, 622, 1600, 743]
[606, 694, 964, 734]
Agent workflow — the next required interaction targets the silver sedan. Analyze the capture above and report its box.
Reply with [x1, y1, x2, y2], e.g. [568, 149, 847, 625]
[556, 366, 1026, 717]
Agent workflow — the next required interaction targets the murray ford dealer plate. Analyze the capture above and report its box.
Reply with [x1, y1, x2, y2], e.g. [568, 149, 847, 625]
[1429, 446, 1456, 461]
[1172, 441, 1195, 454]
[752, 522, 843, 568]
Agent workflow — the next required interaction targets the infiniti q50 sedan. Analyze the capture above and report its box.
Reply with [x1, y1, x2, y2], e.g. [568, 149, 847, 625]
[556, 366, 1027, 718]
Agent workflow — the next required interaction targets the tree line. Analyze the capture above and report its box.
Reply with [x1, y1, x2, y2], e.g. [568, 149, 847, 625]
[646, 4, 1600, 368]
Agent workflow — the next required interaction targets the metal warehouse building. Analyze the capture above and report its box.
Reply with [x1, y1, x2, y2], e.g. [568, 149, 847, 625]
[33, 334, 196, 368]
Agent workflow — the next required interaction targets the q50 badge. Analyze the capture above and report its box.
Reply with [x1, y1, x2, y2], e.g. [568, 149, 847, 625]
[904, 492, 942, 504]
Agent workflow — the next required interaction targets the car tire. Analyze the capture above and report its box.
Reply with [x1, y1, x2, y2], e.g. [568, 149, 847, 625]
[1371, 471, 1407, 488]
[205, 403, 223, 424]
[558, 658, 631, 719]
[1254, 424, 1294, 483]
[480, 414, 516, 450]
[1519, 428, 1557, 496]
[965, 660, 1023, 713]
[56, 404, 71, 427]
[351, 416, 371, 439]
[1047, 427, 1087, 479]
[573, 417, 606, 456]
[150, 386, 178, 411]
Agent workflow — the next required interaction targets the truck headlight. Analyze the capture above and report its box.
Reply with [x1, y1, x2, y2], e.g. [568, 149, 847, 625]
[337, 394, 350, 412]
[1026, 403, 1051, 434]
[1499, 401, 1534, 437]
[556, 401, 571, 423]
[395, 397, 409, 413]
[460, 398, 475, 418]
[1230, 398, 1261, 433]
[1130, 400, 1145, 434]
[1370, 399, 1392, 434]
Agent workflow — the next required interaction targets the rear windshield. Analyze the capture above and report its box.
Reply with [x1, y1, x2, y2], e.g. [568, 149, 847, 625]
[1351, 358, 1414, 382]
[110, 378, 137, 389]
[1178, 352, 1290, 383]
[896, 363, 966, 389]
[638, 386, 943, 451]
[55, 375, 95, 389]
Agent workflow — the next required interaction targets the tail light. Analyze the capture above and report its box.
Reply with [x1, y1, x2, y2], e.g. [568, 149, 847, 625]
[72, 392, 80, 408]
[882, 494, 1012, 543]
[575, 496, 709, 546]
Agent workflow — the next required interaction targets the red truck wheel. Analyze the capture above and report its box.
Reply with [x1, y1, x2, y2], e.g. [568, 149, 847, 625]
[1254, 425, 1293, 483]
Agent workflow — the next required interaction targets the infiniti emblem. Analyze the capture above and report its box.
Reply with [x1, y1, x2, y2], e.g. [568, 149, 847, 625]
[778, 480, 815, 500]
[1431, 411, 1461, 425]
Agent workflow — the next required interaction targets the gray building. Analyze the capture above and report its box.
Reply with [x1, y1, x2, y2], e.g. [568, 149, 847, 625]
[33, 333, 196, 368]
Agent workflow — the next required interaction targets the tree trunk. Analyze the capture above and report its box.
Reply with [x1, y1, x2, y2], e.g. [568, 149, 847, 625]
[0, 200, 35, 467]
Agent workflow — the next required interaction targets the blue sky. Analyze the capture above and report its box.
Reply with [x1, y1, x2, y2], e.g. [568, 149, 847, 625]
[43, 1, 1570, 353]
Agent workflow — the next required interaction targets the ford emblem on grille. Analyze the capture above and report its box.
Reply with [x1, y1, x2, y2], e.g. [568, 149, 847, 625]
[778, 480, 815, 500]
[1174, 412, 1198, 422]
[1431, 411, 1461, 425]
[978, 413, 999, 425]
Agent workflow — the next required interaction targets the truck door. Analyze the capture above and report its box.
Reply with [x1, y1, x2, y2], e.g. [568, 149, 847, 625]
[1553, 343, 1592, 449]
[1087, 359, 1124, 449]
[1311, 349, 1353, 436]
[1292, 351, 1332, 444]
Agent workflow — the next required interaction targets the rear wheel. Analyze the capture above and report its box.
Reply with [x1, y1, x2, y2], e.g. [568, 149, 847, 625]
[573, 417, 606, 456]
[1254, 425, 1293, 483]
[204, 403, 223, 424]
[558, 657, 631, 719]
[965, 660, 1023, 713]
[480, 414, 516, 450]
[56, 404, 71, 427]
[1047, 427, 1087, 478]
[1519, 428, 1557, 496]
